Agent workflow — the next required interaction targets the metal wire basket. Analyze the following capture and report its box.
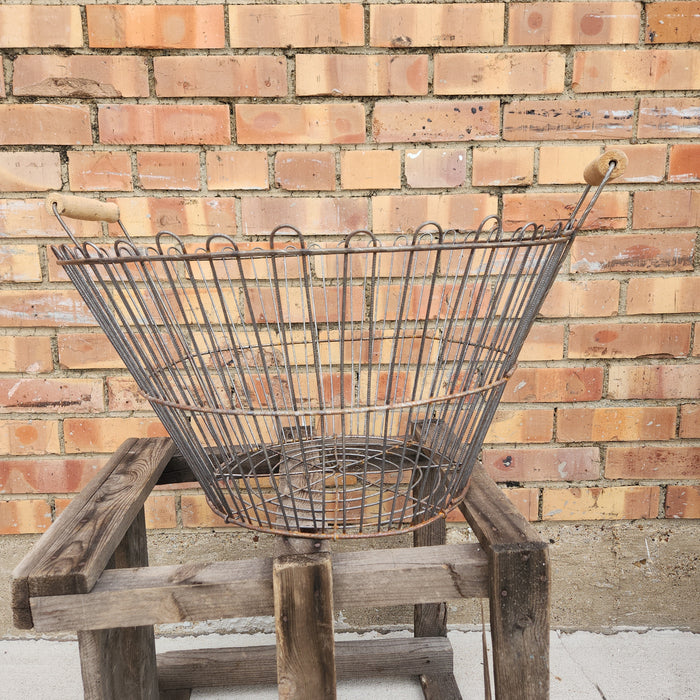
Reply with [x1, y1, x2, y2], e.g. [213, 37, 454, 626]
[49, 152, 626, 538]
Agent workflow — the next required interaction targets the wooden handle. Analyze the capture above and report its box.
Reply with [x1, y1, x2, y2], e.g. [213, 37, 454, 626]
[45, 193, 120, 223]
[583, 150, 628, 186]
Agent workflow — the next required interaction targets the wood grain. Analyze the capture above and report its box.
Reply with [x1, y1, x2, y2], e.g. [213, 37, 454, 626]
[30, 542, 488, 632]
[459, 464, 550, 700]
[12, 437, 176, 628]
[273, 542, 336, 699]
[157, 637, 454, 690]
[77, 508, 159, 700]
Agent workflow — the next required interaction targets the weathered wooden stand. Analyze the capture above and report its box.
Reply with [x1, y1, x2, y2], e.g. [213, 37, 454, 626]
[12, 438, 549, 699]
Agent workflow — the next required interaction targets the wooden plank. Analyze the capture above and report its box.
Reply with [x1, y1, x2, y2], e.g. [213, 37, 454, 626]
[157, 637, 454, 690]
[273, 540, 336, 699]
[420, 673, 464, 700]
[459, 463, 544, 548]
[12, 437, 176, 628]
[414, 519, 462, 700]
[459, 464, 550, 700]
[30, 543, 488, 633]
[78, 508, 159, 700]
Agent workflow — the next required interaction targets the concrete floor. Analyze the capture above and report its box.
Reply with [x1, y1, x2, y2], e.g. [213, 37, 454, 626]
[0, 629, 697, 699]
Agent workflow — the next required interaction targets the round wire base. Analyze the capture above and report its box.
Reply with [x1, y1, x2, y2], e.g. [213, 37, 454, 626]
[210, 436, 469, 539]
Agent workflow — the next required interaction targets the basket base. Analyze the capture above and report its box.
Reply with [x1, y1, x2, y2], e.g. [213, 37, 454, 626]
[208, 436, 471, 538]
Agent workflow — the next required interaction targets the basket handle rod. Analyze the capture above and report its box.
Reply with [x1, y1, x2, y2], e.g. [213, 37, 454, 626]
[567, 150, 629, 232]
[45, 193, 120, 223]
[583, 150, 628, 186]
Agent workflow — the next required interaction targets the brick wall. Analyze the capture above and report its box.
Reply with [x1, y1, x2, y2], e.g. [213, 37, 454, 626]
[1, 1, 698, 538]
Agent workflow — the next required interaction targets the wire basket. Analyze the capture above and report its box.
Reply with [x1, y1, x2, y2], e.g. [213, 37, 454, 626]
[49, 152, 626, 538]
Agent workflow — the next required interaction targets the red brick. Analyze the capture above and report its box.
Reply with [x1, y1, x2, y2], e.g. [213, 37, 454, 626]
[538, 145, 601, 185]
[64, 417, 168, 454]
[372, 194, 496, 234]
[0, 457, 103, 494]
[245, 286, 365, 326]
[144, 494, 177, 529]
[107, 376, 150, 412]
[13, 55, 149, 98]
[154, 56, 287, 98]
[542, 486, 659, 521]
[606, 446, 700, 480]
[521, 324, 565, 361]
[0, 337, 52, 374]
[665, 486, 700, 519]
[0, 499, 52, 534]
[569, 323, 691, 359]
[0, 152, 61, 192]
[340, 150, 401, 190]
[680, 404, 700, 438]
[182, 493, 234, 528]
[0, 245, 42, 283]
[540, 280, 619, 318]
[627, 277, 700, 315]
[0, 71, 4, 99]
[695, 323, 700, 358]
[558, 407, 676, 442]
[58, 333, 122, 370]
[87, 5, 225, 49]
[571, 233, 696, 273]
[638, 98, 700, 139]
[485, 409, 554, 444]
[68, 151, 133, 192]
[370, 3, 504, 47]
[241, 197, 368, 237]
[0, 105, 92, 146]
[503, 367, 603, 403]
[483, 446, 600, 482]
[2, 199, 91, 240]
[296, 55, 427, 97]
[669, 144, 700, 183]
[543, 144, 665, 185]
[633, 190, 700, 229]
[0, 5, 82, 48]
[405, 149, 467, 189]
[206, 151, 268, 191]
[435, 52, 564, 95]
[472, 147, 534, 187]
[0, 420, 59, 456]
[509, 2, 640, 45]
[573, 49, 700, 92]
[609, 364, 700, 400]
[373, 100, 499, 143]
[137, 152, 200, 191]
[604, 145, 667, 184]
[646, 2, 700, 43]
[230, 3, 364, 48]
[236, 104, 364, 145]
[276, 152, 336, 191]
[0, 291, 97, 328]
[503, 99, 634, 141]
[107, 197, 237, 239]
[99, 105, 230, 146]
[503, 192, 628, 231]
[0, 378, 103, 415]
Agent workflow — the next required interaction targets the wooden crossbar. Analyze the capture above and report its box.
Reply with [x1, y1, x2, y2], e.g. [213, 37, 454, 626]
[29, 542, 488, 633]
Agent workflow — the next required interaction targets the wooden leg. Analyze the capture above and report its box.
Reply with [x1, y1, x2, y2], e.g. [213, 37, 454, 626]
[78, 508, 159, 700]
[273, 537, 336, 700]
[459, 466, 550, 700]
[488, 543, 549, 700]
[413, 518, 462, 700]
